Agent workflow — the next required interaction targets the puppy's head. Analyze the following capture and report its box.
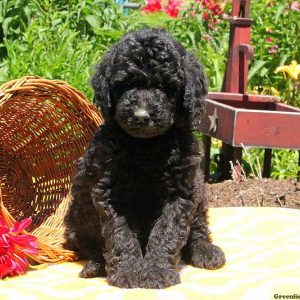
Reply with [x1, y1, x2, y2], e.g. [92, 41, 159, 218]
[114, 87, 175, 138]
[92, 28, 207, 138]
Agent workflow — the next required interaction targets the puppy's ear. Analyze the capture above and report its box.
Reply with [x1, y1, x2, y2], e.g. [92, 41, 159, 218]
[91, 49, 116, 121]
[183, 52, 208, 129]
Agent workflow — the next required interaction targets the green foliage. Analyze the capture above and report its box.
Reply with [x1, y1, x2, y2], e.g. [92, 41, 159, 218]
[249, 0, 300, 106]
[0, 0, 299, 179]
[165, 7, 230, 92]
[2, 24, 99, 99]
[0, 0, 129, 98]
[242, 148, 299, 180]
[271, 150, 300, 179]
[0, 0, 230, 94]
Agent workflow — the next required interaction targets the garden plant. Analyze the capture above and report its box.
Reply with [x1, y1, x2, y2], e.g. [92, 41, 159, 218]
[0, 0, 299, 178]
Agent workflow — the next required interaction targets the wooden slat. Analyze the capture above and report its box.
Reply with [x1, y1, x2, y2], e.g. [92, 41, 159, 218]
[200, 99, 236, 144]
[207, 92, 280, 103]
[233, 110, 300, 149]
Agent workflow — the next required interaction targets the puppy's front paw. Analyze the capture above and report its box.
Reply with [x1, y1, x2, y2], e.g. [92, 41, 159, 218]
[141, 262, 180, 289]
[108, 262, 143, 288]
[189, 241, 226, 270]
[80, 260, 106, 278]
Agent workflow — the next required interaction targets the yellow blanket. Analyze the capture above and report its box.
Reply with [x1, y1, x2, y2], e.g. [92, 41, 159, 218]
[1, 207, 300, 299]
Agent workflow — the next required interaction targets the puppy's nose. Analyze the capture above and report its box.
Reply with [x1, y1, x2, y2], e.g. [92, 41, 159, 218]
[133, 108, 150, 124]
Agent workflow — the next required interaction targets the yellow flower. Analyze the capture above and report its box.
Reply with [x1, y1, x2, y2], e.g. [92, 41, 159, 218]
[220, 0, 232, 11]
[252, 86, 259, 95]
[270, 87, 279, 96]
[211, 138, 222, 148]
[275, 60, 300, 81]
[252, 86, 279, 96]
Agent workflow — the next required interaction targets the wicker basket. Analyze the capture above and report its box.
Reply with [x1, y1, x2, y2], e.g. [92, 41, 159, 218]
[0, 76, 103, 264]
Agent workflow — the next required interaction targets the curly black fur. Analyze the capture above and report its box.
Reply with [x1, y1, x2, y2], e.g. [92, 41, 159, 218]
[64, 28, 225, 289]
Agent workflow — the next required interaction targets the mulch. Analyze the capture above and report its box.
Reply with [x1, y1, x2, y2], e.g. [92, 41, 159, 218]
[206, 178, 300, 209]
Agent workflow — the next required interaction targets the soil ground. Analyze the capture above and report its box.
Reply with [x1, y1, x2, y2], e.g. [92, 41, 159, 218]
[206, 178, 300, 209]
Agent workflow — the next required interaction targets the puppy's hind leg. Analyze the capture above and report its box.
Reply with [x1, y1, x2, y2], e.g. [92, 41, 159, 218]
[64, 193, 106, 278]
[182, 206, 226, 270]
[80, 259, 106, 278]
[64, 224, 106, 278]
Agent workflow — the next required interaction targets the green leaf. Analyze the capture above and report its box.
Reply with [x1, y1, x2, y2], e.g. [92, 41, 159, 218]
[52, 18, 62, 27]
[212, 58, 223, 91]
[2, 16, 13, 36]
[279, 54, 289, 67]
[260, 67, 268, 77]
[275, 4, 286, 22]
[248, 60, 267, 80]
[85, 15, 100, 29]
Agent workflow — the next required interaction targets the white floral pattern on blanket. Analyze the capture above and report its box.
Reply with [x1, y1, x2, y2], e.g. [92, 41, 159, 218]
[1, 207, 300, 300]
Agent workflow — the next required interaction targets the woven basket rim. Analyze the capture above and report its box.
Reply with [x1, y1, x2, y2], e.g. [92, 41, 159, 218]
[0, 75, 102, 125]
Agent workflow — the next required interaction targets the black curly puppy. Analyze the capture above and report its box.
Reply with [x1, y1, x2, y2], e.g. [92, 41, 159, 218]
[64, 28, 225, 289]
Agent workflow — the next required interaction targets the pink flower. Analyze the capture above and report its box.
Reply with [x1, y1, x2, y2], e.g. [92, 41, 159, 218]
[268, 45, 279, 54]
[203, 11, 209, 19]
[164, 0, 183, 18]
[291, 1, 300, 11]
[266, 37, 273, 43]
[222, 13, 230, 20]
[0, 217, 39, 279]
[195, 0, 222, 15]
[0, 263, 11, 278]
[142, 0, 183, 18]
[142, 0, 162, 13]
[142, 0, 223, 21]
[194, 0, 222, 24]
